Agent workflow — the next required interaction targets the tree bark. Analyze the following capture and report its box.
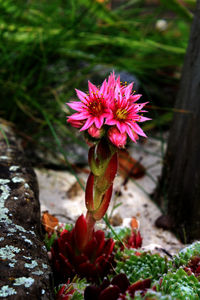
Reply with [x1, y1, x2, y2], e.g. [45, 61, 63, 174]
[154, 1, 200, 243]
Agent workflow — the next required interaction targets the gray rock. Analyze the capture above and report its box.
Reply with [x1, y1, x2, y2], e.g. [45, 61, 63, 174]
[0, 120, 54, 300]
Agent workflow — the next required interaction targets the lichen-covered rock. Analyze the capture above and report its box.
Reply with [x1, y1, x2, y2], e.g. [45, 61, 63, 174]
[0, 121, 54, 299]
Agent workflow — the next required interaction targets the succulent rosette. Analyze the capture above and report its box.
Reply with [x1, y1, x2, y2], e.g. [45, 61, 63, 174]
[84, 273, 151, 300]
[67, 72, 150, 148]
[51, 215, 115, 283]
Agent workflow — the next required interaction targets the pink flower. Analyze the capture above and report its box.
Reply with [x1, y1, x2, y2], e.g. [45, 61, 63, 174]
[67, 72, 150, 144]
[108, 127, 127, 148]
[105, 83, 150, 143]
[67, 80, 111, 131]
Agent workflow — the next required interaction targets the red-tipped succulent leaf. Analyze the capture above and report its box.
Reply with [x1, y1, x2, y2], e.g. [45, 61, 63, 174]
[51, 215, 115, 283]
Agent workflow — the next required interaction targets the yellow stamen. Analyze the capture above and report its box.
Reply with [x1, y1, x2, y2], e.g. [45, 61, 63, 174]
[116, 108, 127, 120]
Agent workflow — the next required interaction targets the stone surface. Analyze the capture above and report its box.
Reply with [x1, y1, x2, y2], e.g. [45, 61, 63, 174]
[0, 121, 54, 300]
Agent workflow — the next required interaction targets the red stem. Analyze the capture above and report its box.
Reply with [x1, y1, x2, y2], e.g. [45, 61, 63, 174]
[86, 211, 96, 242]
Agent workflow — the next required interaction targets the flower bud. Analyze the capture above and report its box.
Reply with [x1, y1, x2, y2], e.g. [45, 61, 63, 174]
[88, 124, 104, 139]
[67, 117, 83, 128]
[108, 127, 127, 148]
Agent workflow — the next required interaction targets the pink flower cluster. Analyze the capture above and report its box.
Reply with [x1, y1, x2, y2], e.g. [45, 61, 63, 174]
[67, 72, 149, 148]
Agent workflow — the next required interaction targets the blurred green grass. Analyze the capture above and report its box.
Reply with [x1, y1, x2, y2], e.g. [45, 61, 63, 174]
[0, 0, 194, 165]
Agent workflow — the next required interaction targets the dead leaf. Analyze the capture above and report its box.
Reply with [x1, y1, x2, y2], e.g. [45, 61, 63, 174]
[42, 211, 58, 233]
[131, 216, 140, 230]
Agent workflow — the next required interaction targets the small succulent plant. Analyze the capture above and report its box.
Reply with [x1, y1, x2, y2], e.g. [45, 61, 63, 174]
[158, 268, 200, 299]
[107, 226, 142, 250]
[173, 242, 200, 268]
[123, 230, 142, 250]
[55, 277, 86, 300]
[133, 290, 172, 299]
[51, 215, 115, 283]
[84, 273, 151, 300]
[115, 248, 171, 284]
[184, 256, 200, 280]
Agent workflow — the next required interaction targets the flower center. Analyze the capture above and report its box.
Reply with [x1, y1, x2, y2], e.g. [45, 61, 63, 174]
[89, 99, 104, 116]
[116, 108, 127, 120]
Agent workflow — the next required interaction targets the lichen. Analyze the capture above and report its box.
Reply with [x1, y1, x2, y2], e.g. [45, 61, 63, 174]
[42, 263, 48, 269]
[9, 166, 19, 172]
[14, 277, 35, 288]
[0, 237, 4, 242]
[21, 236, 33, 245]
[41, 289, 45, 295]
[32, 270, 44, 275]
[8, 228, 16, 233]
[23, 256, 32, 260]
[0, 245, 20, 261]
[29, 230, 36, 236]
[15, 224, 27, 233]
[0, 285, 17, 297]
[8, 263, 15, 268]
[0, 179, 12, 224]
[12, 177, 25, 183]
[13, 196, 18, 200]
[0, 179, 10, 185]
[0, 156, 9, 160]
[25, 260, 38, 269]
[24, 183, 30, 189]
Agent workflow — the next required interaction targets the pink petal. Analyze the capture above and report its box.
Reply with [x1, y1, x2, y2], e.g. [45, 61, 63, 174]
[125, 83, 133, 99]
[100, 79, 107, 95]
[80, 118, 94, 131]
[105, 118, 116, 126]
[75, 89, 88, 103]
[116, 75, 120, 86]
[129, 94, 142, 102]
[118, 122, 127, 133]
[136, 102, 148, 111]
[115, 84, 122, 102]
[132, 123, 147, 137]
[116, 121, 124, 133]
[68, 111, 89, 120]
[138, 116, 151, 122]
[88, 81, 99, 95]
[94, 116, 103, 129]
[126, 126, 137, 143]
[67, 101, 84, 112]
